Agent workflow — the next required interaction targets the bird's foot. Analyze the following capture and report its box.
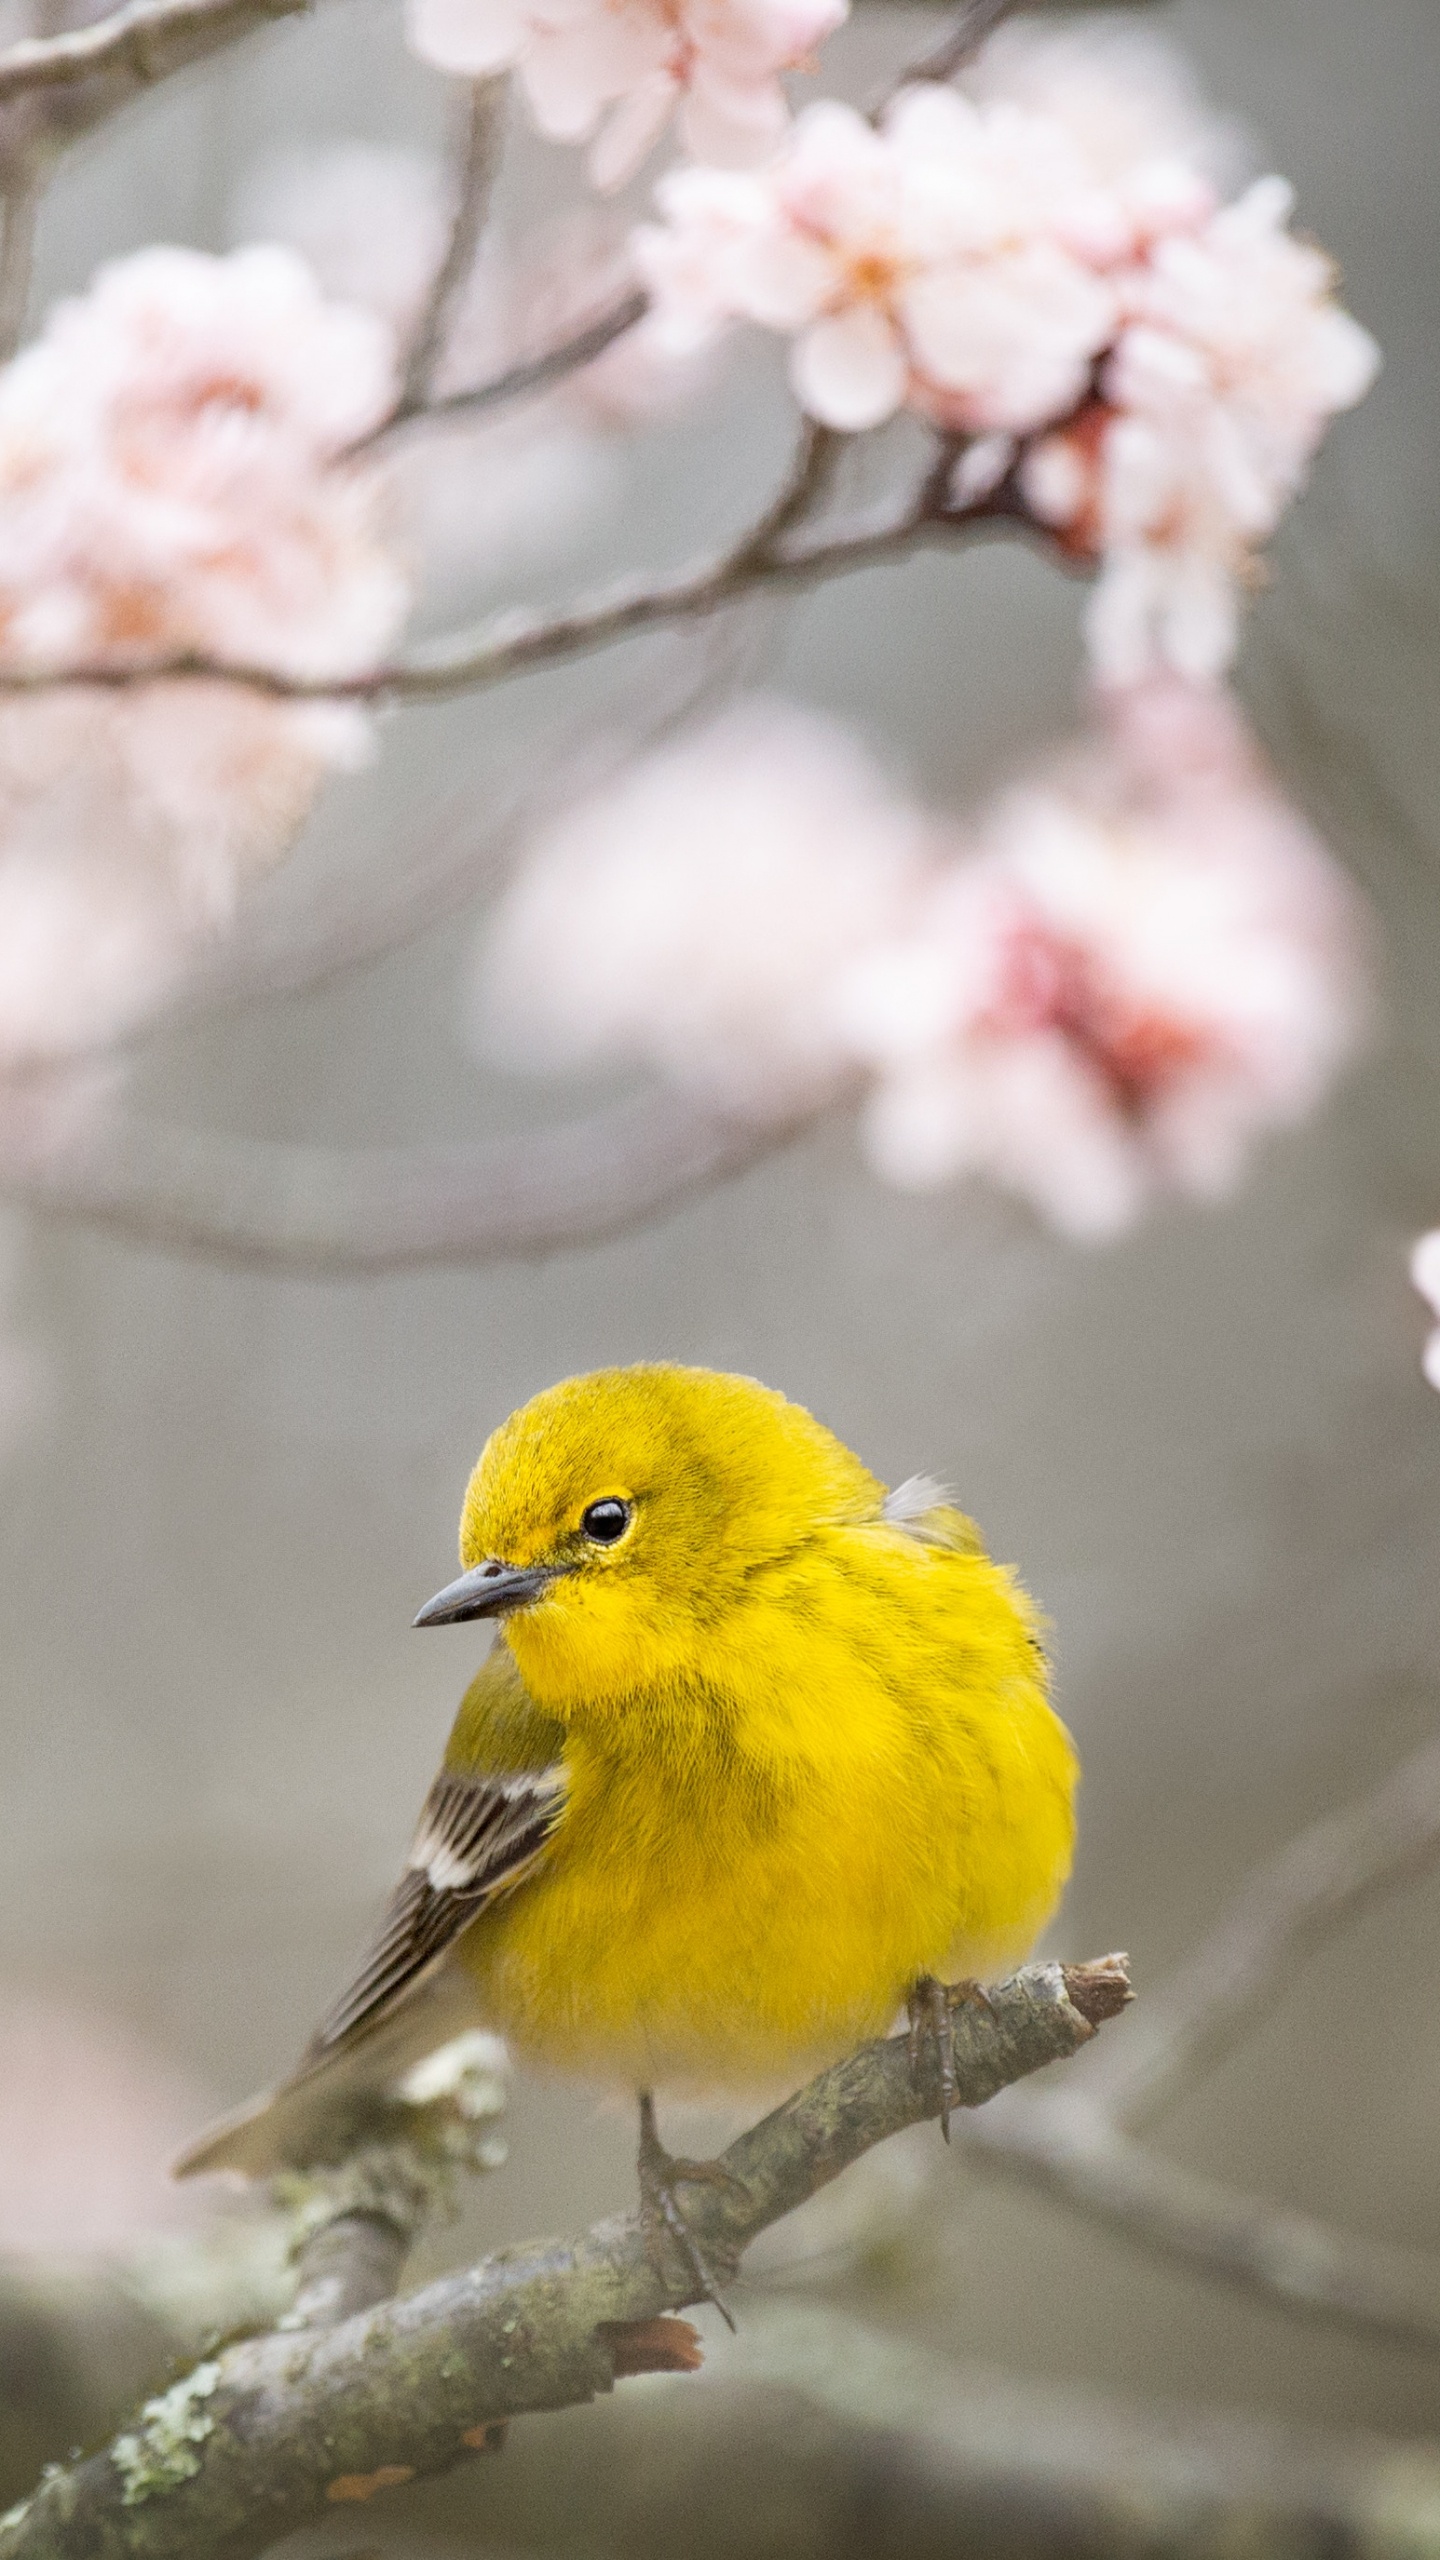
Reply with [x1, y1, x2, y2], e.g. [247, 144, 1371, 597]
[907, 1974, 995, 2141]
[636, 2090, 748, 2332]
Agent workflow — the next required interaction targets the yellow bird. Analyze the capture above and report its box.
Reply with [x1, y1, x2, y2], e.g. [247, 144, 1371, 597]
[179, 1363, 1077, 2297]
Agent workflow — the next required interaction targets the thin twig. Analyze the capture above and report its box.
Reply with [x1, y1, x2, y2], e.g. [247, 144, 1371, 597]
[549, 2303, 1440, 2560]
[0, 0, 306, 107]
[961, 2093, 1440, 2360]
[390, 75, 507, 426]
[367, 288, 649, 446]
[1080, 1729, 1440, 2127]
[869, 0, 1017, 120]
[0, 1960, 1128, 2560]
[0, 1084, 808, 1272]
[726, 417, 845, 568]
[142, 621, 760, 1029]
[899, 0, 1017, 88]
[0, 466, 1035, 707]
[915, 1732, 1440, 2359]
[0, 165, 38, 358]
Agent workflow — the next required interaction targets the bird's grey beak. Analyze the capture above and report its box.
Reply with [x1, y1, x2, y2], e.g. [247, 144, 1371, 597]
[413, 1559, 563, 1627]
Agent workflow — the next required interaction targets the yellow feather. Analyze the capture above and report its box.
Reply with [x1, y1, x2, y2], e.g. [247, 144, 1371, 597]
[176, 1361, 1077, 2175]
[449, 1364, 1077, 2092]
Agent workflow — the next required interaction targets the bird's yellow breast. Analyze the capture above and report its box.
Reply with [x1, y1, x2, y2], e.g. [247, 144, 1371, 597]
[453, 1524, 1077, 2090]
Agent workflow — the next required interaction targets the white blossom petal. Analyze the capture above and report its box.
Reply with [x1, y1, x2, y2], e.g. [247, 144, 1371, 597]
[791, 306, 908, 431]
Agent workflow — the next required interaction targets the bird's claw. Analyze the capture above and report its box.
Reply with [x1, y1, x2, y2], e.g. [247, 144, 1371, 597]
[636, 2091, 746, 2331]
[907, 1974, 994, 2141]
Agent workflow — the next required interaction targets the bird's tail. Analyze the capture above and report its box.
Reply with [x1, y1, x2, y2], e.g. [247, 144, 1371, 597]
[173, 1962, 486, 2180]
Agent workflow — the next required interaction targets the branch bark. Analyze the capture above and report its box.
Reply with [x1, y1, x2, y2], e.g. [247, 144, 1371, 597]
[389, 75, 508, 425]
[0, 1957, 1129, 2560]
[931, 1734, 1440, 2357]
[465, 2301, 1440, 2560]
[374, 287, 650, 442]
[960, 2093, 1440, 2358]
[0, 452, 1058, 707]
[0, 167, 38, 356]
[0, 0, 306, 166]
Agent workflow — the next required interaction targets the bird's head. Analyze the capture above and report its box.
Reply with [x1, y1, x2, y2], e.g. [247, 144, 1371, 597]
[414, 1363, 883, 1711]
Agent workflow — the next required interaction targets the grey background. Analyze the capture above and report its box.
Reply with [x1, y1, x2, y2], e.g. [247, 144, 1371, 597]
[2, 0, 1439, 2526]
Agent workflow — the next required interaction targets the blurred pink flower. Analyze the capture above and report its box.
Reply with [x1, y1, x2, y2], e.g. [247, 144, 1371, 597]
[1411, 1233, 1440, 1393]
[473, 684, 1367, 1237]
[0, 684, 368, 1067]
[964, 16, 1242, 259]
[474, 699, 933, 1116]
[637, 90, 1120, 434]
[1024, 179, 1379, 682]
[0, 246, 409, 684]
[839, 681, 1369, 1236]
[409, 0, 845, 188]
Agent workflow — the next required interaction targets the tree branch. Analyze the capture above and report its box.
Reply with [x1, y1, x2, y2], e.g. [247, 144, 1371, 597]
[0, 165, 38, 355]
[373, 287, 650, 442]
[0, 471, 1054, 706]
[0, 1958, 1128, 2560]
[1082, 1730, 1440, 2128]
[21, 613, 754, 1050]
[0, 1083, 806, 1272]
[389, 75, 508, 426]
[485, 2302, 1440, 2560]
[960, 2094, 1440, 2359]
[877, 0, 1018, 99]
[917, 1733, 1440, 2358]
[0, 0, 307, 141]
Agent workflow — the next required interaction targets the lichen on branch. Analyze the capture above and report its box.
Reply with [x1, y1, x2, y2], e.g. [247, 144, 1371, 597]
[0, 1955, 1129, 2560]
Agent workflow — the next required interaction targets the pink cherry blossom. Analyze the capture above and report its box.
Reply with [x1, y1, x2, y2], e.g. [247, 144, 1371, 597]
[638, 90, 1119, 434]
[1023, 179, 1380, 683]
[965, 16, 1242, 260]
[409, 0, 845, 189]
[838, 681, 1369, 1236]
[1411, 1233, 1440, 1392]
[474, 698, 933, 1116]
[0, 684, 368, 1067]
[0, 246, 409, 684]
[474, 681, 1366, 1240]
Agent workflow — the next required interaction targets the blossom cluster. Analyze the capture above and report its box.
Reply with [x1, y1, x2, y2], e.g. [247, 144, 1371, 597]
[0, 245, 407, 685]
[475, 700, 930, 1115]
[410, 0, 844, 187]
[476, 685, 1368, 1239]
[636, 30, 1378, 680]
[1022, 179, 1380, 682]
[0, 244, 414, 1068]
[841, 682, 1367, 1236]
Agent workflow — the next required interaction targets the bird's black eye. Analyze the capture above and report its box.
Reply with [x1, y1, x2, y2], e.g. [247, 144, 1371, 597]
[581, 1497, 632, 1545]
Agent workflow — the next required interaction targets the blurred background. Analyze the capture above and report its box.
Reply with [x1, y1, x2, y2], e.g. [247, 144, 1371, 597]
[1, 0, 1439, 2546]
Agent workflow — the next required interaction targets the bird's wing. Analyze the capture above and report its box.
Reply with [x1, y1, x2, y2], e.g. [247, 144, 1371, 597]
[306, 1761, 567, 2060]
